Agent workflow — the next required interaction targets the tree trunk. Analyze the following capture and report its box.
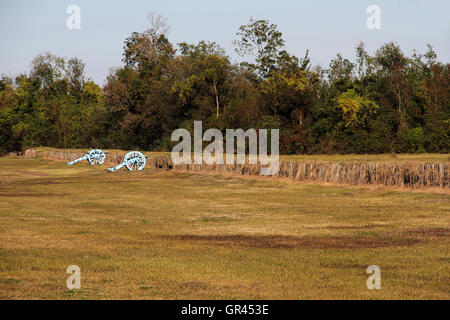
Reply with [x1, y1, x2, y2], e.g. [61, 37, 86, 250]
[213, 82, 219, 118]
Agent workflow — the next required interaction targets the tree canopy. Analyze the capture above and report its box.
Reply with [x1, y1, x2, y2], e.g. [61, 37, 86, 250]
[1, 16, 448, 155]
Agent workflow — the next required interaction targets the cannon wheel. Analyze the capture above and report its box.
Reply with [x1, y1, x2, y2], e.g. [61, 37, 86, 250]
[87, 149, 106, 165]
[124, 151, 146, 171]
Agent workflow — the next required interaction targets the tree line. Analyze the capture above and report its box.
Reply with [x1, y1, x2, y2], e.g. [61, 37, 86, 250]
[1, 16, 449, 155]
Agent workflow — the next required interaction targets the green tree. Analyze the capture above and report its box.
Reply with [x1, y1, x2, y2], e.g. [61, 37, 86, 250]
[173, 41, 231, 119]
[234, 18, 286, 79]
[336, 89, 379, 128]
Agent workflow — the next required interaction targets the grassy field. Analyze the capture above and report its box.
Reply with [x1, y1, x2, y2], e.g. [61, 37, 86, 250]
[29, 147, 450, 163]
[0, 155, 449, 299]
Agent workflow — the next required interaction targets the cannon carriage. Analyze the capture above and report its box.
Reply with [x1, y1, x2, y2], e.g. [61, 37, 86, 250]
[66, 149, 108, 166]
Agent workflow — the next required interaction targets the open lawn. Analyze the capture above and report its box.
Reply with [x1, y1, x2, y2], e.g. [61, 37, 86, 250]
[0, 156, 448, 299]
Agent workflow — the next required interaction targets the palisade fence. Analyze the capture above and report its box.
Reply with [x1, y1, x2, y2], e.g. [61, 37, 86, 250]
[23, 149, 449, 188]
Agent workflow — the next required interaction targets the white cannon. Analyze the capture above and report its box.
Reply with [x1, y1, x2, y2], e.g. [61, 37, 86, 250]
[66, 149, 108, 166]
[108, 151, 147, 172]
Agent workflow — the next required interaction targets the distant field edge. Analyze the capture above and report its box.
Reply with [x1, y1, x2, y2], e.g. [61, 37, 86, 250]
[20, 148, 450, 189]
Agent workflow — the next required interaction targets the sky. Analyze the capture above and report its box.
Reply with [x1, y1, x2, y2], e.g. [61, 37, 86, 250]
[1, 0, 449, 85]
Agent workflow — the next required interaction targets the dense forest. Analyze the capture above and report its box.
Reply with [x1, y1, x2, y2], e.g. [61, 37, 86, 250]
[1, 17, 449, 155]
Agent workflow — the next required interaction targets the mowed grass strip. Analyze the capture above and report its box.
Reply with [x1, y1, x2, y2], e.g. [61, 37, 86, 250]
[0, 156, 448, 299]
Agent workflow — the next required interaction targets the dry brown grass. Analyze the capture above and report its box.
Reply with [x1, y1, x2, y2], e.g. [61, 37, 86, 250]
[0, 156, 449, 299]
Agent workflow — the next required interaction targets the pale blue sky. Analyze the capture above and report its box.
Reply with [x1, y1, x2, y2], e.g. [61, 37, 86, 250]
[1, 0, 449, 85]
